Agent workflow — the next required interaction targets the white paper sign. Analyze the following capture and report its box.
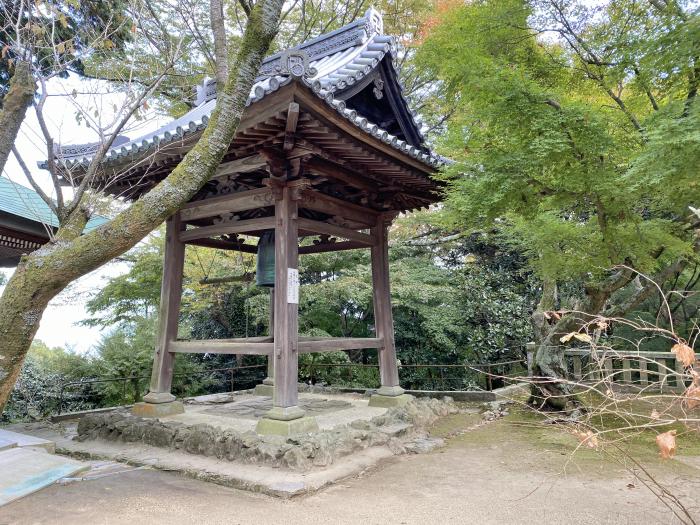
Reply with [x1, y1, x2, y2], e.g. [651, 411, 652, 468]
[287, 268, 299, 304]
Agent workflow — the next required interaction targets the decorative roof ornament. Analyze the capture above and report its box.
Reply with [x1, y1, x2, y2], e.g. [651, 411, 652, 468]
[372, 77, 384, 99]
[364, 7, 383, 37]
[274, 50, 318, 78]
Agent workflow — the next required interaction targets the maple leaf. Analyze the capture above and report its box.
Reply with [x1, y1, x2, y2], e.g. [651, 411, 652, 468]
[573, 333, 593, 343]
[656, 430, 677, 459]
[560, 332, 575, 343]
[684, 384, 700, 410]
[671, 342, 696, 368]
[575, 430, 599, 449]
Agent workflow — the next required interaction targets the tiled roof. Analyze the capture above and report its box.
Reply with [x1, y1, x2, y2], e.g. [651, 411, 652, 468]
[0, 176, 107, 232]
[48, 9, 444, 171]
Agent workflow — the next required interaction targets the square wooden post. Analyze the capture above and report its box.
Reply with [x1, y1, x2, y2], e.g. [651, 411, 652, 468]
[368, 214, 412, 407]
[133, 213, 185, 417]
[257, 183, 318, 434]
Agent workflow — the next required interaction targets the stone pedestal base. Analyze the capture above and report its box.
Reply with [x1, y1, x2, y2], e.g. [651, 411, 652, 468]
[132, 400, 184, 418]
[253, 383, 274, 397]
[255, 416, 319, 436]
[368, 393, 414, 408]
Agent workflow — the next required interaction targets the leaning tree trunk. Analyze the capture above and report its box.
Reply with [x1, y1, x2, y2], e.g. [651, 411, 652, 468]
[526, 252, 694, 416]
[528, 279, 582, 413]
[0, 0, 285, 413]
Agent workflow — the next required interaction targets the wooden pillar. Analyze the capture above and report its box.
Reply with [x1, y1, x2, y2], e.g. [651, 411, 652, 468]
[144, 213, 185, 403]
[267, 183, 304, 420]
[370, 214, 403, 397]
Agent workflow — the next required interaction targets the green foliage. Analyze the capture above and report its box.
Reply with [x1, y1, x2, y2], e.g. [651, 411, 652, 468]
[93, 317, 215, 404]
[3, 340, 97, 421]
[417, 0, 700, 285]
[0, 0, 133, 102]
[82, 235, 164, 327]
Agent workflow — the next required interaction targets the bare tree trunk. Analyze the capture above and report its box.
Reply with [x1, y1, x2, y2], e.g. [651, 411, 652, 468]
[0, 0, 285, 413]
[0, 61, 35, 175]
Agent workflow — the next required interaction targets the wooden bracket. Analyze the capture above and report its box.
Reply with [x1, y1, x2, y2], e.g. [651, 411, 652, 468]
[283, 102, 300, 152]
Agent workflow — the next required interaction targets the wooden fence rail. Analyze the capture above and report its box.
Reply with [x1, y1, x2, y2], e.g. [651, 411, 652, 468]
[562, 348, 685, 391]
[526, 343, 689, 392]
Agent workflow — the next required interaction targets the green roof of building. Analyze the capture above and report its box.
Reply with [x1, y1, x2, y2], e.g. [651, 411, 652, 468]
[0, 176, 107, 231]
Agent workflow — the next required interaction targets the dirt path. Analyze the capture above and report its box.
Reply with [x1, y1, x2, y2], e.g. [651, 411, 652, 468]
[4, 413, 699, 524]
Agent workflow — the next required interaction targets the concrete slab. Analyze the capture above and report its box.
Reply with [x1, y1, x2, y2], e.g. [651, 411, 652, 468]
[0, 447, 88, 506]
[0, 438, 17, 452]
[0, 429, 55, 453]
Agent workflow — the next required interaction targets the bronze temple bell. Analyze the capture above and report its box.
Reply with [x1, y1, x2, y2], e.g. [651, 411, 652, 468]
[255, 230, 275, 287]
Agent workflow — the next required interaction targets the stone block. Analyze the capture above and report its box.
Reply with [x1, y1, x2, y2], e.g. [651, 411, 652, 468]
[377, 422, 412, 437]
[368, 393, 414, 408]
[404, 436, 445, 454]
[253, 384, 274, 397]
[255, 416, 319, 437]
[131, 400, 184, 418]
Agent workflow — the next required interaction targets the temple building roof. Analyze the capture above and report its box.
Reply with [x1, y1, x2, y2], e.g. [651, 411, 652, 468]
[46, 9, 443, 213]
[0, 177, 105, 266]
[51, 9, 440, 170]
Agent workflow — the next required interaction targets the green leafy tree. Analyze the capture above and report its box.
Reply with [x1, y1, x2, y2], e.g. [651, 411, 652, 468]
[417, 0, 700, 411]
[3, 340, 97, 421]
[94, 317, 215, 404]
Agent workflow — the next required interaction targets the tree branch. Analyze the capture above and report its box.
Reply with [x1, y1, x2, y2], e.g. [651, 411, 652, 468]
[0, 61, 35, 176]
[210, 0, 229, 86]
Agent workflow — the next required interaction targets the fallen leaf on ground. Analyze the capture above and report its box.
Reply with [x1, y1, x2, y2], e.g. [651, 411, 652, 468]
[656, 430, 677, 459]
[671, 342, 696, 368]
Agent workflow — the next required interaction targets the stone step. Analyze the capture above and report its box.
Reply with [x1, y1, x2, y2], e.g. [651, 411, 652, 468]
[377, 422, 412, 437]
[0, 429, 55, 453]
[0, 447, 88, 506]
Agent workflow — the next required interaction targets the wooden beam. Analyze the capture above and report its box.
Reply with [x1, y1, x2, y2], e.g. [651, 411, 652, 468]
[304, 157, 376, 192]
[297, 218, 374, 245]
[300, 188, 378, 226]
[294, 87, 435, 174]
[180, 186, 274, 222]
[298, 337, 383, 353]
[179, 216, 275, 242]
[299, 240, 366, 254]
[170, 339, 273, 355]
[185, 238, 258, 253]
[283, 102, 300, 151]
[214, 154, 267, 178]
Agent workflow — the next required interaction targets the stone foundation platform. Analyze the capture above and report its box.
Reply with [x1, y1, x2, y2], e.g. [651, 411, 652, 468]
[29, 391, 458, 496]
